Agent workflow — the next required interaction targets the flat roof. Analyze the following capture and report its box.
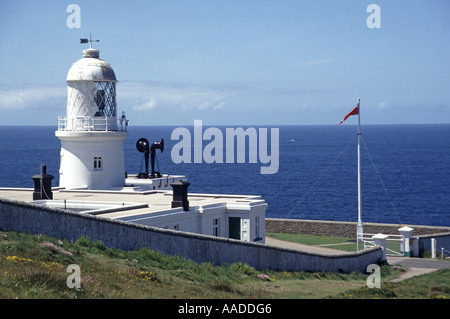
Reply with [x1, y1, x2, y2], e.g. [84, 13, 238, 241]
[0, 187, 266, 220]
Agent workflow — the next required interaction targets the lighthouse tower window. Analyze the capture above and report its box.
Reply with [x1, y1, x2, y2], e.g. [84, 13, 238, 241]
[94, 90, 106, 116]
[94, 82, 116, 117]
[94, 156, 103, 171]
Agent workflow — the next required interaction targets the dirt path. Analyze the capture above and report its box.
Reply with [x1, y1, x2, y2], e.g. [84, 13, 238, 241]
[387, 256, 450, 282]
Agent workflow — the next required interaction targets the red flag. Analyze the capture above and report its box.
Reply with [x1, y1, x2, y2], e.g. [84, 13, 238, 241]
[338, 102, 359, 125]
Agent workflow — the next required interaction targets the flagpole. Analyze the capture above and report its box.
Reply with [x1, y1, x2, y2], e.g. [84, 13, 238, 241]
[357, 98, 364, 250]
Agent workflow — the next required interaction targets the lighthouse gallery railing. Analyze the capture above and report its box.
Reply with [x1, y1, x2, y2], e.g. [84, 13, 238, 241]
[57, 116, 128, 132]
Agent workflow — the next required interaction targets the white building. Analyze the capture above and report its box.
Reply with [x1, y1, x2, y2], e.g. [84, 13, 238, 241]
[50, 40, 267, 243]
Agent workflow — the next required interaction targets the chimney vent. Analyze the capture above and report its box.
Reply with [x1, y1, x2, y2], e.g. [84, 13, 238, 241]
[32, 165, 54, 200]
[170, 180, 190, 211]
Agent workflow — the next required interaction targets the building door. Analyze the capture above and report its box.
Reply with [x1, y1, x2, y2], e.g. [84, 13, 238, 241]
[229, 217, 241, 240]
[241, 218, 250, 241]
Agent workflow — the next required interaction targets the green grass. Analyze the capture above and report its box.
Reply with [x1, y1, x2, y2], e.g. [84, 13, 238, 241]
[0, 230, 448, 299]
[265, 232, 450, 299]
[335, 268, 450, 299]
[267, 232, 353, 246]
[266, 232, 404, 253]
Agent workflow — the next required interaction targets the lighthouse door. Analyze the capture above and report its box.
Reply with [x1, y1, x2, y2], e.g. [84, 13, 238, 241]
[228, 217, 241, 240]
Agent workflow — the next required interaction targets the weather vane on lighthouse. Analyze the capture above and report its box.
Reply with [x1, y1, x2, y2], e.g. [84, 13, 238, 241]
[80, 33, 99, 49]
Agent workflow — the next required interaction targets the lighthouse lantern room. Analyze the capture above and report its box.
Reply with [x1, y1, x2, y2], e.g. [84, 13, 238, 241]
[56, 39, 129, 190]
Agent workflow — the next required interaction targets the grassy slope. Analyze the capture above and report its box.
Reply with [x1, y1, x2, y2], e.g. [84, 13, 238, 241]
[0, 230, 448, 299]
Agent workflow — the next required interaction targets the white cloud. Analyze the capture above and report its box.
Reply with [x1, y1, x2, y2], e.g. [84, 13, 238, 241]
[133, 99, 157, 111]
[0, 84, 65, 110]
[0, 81, 231, 114]
[213, 101, 226, 111]
[378, 102, 388, 109]
[119, 81, 230, 112]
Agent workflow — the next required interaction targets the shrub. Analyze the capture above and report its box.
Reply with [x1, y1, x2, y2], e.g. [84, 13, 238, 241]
[75, 235, 92, 247]
[230, 262, 256, 276]
[94, 240, 106, 251]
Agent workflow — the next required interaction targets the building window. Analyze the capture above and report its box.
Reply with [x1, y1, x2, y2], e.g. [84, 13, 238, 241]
[94, 156, 102, 171]
[213, 218, 220, 237]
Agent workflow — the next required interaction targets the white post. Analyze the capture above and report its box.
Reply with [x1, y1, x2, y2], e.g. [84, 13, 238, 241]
[398, 226, 413, 257]
[431, 238, 436, 259]
[357, 98, 364, 247]
[372, 233, 388, 263]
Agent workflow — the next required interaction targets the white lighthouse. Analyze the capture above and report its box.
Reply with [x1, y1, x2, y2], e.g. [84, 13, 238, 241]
[56, 39, 129, 190]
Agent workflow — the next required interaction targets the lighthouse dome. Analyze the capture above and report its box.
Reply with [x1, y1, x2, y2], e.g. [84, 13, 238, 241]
[62, 46, 119, 131]
[66, 48, 116, 82]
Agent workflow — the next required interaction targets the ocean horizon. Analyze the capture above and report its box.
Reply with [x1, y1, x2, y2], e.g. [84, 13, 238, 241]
[0, 123, 449, 227]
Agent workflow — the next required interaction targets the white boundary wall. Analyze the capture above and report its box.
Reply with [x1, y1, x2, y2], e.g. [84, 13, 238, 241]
[0, 198, 382, 273]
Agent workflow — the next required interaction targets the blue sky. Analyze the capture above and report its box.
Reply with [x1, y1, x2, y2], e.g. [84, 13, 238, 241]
[0, 0, 449, 126]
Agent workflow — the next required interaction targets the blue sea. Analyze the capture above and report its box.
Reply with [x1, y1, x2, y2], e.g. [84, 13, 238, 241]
[0, 124, 449, 227]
